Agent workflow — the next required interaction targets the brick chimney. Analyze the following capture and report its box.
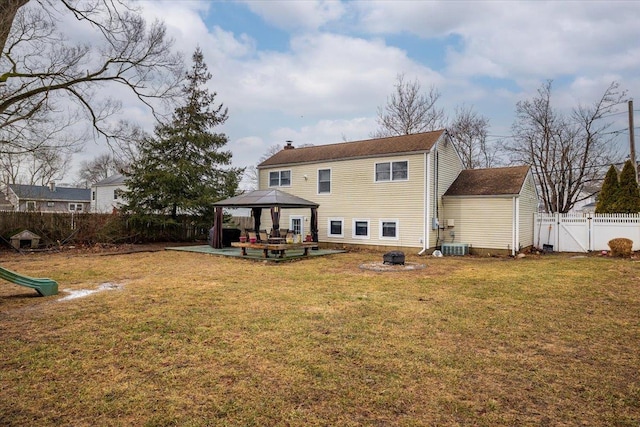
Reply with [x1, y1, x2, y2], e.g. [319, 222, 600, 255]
[49, 181, 56, 192]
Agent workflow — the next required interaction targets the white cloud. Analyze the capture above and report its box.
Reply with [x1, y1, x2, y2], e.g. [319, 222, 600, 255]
[212, 32, 442, 119]
[354, 1, 640, 81]
[241, 0, 346, 32]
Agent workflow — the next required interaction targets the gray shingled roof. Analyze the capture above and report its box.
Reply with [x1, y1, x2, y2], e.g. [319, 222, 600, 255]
[9, 184, 91, 201]
[443, 166, 531, 197]
[94, 173, 126, 186]
[258, 130, 445, 167]
[213, 189, 318, 208]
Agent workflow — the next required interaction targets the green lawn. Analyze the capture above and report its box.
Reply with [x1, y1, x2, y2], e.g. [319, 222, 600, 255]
[0, 249, 638, 426]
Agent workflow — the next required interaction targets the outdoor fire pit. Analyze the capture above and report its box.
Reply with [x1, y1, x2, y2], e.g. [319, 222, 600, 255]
[383, 251, 405, 265]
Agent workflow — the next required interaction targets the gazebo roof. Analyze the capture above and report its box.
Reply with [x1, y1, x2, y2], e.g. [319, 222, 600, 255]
[213, 189, 319, 209]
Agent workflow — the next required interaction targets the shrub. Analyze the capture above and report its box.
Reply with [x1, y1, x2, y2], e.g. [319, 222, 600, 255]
[608, 238, 633, 257]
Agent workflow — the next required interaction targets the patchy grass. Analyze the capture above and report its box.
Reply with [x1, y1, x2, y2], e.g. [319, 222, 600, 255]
[0, 250, 639, 426]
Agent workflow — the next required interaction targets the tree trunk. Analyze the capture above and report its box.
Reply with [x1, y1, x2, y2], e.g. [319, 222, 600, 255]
[0, 0, 29, 58]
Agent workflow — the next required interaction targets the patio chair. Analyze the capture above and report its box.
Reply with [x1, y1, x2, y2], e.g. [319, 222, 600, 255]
[259, 229, 269, 242]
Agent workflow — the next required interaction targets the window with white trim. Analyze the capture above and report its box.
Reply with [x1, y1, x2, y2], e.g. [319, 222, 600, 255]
[380, 219, 399, 240]
[269, 170, 291, 187]
[26, 201, 36, 211]
[318, 168, 331, 194]
[69, 203, 83, 212]
[47, 201, 55, 207]
[327, 218, 344, 237]
[375, 161, 408, 181]
[352, 219, 370, 239]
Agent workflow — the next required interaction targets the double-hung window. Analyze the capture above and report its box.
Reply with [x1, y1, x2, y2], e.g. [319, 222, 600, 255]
[380, 220, 399, 240]
[328, 218, 343, 237]
[353, 219, 370, 239]
[269, 170, 291, 187]
[318, 169, 331, 194]
[375, 161, 408, 182]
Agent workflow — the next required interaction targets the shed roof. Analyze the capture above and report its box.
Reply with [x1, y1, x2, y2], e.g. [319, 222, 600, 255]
[9, 184, 91, 202]
[213, 189, 318, 208]
[443, 165, 531, 197]
[258, 130, 445, 167]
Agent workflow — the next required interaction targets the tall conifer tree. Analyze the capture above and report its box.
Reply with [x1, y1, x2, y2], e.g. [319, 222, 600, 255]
[595, 165, 619, 213]
[124, 48, 242, 220]
[612, 160, 640, 213]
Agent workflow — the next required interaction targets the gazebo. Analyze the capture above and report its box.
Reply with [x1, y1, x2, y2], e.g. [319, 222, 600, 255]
[210, 189, 319, 249]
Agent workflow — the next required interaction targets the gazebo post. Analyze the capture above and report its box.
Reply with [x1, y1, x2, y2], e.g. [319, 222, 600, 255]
[252, 207, 262, 232]
[311, 207, 318, 243]
[270, 206, 280, 237]
[212, 207, 223, 249]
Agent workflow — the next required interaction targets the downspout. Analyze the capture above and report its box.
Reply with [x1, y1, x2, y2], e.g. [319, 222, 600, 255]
[515, 196, 520, 255]
[419, 152, 431, 255]
[511, 196, 519, 256]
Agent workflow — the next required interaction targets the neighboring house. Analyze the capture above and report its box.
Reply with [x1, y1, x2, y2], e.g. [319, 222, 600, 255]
[6, 182, 91, 213]
[442, 166, 538, 255]
[91, 173, 127, 213]
[569, 184, 600, 214]
[257, 130, 538, 255]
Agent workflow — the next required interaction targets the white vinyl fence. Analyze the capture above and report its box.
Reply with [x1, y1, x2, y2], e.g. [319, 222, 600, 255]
[534, 213, 640, 252]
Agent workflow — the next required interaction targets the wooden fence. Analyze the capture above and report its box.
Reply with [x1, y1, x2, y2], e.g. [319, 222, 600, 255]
[534, 213, 640, 252]
[0, 211, 229, 247]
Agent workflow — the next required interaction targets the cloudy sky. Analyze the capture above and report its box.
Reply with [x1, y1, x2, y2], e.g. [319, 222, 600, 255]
[79, 0, 640, 185]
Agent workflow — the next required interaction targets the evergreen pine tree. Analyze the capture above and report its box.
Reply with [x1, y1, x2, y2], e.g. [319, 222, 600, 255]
[595, 165, 619, 213]
[124, 48, 243, 220]
[612, 160, 640, 213]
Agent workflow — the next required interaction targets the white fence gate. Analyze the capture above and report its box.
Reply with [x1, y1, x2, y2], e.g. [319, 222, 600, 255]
[534, 213, 640, 252]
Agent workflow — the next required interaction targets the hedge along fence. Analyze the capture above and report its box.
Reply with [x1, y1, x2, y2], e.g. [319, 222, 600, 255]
[0, 211, 222, 247]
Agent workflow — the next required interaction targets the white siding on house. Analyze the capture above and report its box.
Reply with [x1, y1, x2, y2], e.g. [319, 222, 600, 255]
[518, 173, 538, 249]
[430, 136, 463, 248]
[92, 184, 127, 213]
[443, 197, 515, 252]
[260, 153, 427, 248]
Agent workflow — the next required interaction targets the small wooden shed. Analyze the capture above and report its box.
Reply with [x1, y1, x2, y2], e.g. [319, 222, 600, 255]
[10, 230, 41, 249]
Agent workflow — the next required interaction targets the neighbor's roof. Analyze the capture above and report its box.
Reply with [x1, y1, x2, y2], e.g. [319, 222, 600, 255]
[94, 173, 126, 186]
[258, 130, 446, 167]
[443, 165, 531, 197]
[9, 184, 91, 201]
[213, 189, 318, 208]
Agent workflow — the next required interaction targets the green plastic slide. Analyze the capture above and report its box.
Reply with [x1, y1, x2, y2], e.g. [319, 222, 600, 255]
[0, 266, 58, 296]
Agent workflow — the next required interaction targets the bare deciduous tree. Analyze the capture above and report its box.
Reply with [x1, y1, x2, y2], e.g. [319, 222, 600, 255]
[505, 80, 625, 213]
[245, 144, 283, 190]
[448, 105, 494, 169]
[0, 144, 74, 186]
[0, 0, 184, 157]
[75, 152, 128, 188]
[374, 73, 445, 138]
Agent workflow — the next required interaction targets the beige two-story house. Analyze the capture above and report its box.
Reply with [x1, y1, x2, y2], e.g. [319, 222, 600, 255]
[256, 130, 538, 255]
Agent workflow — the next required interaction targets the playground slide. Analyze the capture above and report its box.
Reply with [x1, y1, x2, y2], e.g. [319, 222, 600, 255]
[0, 266, 58, 296]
